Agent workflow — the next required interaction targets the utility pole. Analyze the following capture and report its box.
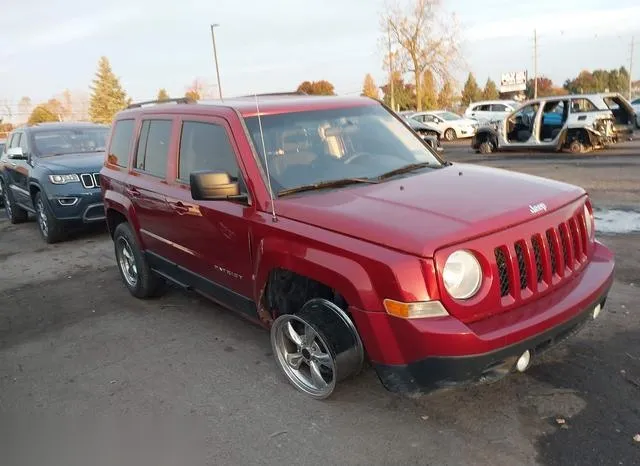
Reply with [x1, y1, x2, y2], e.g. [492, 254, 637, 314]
[629, 35, 634, 100]
[533, 29, 538, 99]
[210, 24, 223, 100]
[387, 20, 395, 111]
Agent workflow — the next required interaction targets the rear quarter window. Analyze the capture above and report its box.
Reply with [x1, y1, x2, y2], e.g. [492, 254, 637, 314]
[108, 119, 135, 168]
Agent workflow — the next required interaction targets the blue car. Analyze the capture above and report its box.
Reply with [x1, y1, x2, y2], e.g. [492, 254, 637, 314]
[0, 122, 109, 243]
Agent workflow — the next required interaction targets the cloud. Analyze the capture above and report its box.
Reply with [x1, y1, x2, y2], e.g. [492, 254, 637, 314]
[0, 5, 142, 59]
[465, 6, 640, 41]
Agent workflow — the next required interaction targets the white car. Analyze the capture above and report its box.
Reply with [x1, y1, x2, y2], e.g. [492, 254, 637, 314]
[464, 100, 520, 126]
[631, 97, 640, 128]
[410, 111, 478, 141]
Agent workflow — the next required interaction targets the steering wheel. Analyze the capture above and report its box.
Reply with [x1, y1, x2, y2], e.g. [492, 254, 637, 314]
[342, 152, 375, 165]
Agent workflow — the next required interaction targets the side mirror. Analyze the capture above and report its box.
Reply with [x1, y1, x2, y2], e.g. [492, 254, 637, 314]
[190, 171, 246, 201]
[7, 147, 27, 160]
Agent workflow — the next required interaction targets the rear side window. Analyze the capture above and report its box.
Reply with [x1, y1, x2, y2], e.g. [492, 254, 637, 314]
[491, 104, 507, 111]
[135, 119, 172, 178]
[177, 121, 240, 182]
[108, 119, 134, 168]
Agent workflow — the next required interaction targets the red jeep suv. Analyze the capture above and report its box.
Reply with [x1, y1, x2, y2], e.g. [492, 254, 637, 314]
[100, 94, 614, 399]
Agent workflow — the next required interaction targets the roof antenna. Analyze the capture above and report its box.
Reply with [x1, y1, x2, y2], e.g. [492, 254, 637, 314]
[255, 94, 278, 223]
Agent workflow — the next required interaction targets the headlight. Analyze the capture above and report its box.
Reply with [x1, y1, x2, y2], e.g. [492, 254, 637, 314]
[584, 204, 594, 239]
[442, 250, 482, 300]
[48, 174, 80, 184]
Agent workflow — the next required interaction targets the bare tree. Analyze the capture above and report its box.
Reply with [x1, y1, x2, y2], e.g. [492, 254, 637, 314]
[383, 0, 461, 111]
[18, 97, 32, 122]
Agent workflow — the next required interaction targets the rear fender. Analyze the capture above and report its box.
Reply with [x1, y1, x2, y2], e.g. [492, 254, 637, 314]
[103, 189, 145, 248]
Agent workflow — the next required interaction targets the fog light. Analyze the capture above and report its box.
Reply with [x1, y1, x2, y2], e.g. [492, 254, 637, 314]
[592, 304, 602, 319]
[516, 350, 531, 372]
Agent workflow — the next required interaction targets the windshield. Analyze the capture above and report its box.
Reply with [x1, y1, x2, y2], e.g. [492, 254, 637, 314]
[32, 127, 109, 157]
[243, 105, 443, 195]
[437, 112, 461, 121]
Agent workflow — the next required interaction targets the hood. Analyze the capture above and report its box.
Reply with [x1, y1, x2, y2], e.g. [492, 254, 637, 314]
[36, 152, 104, 172]
[274, 163, 585, 257]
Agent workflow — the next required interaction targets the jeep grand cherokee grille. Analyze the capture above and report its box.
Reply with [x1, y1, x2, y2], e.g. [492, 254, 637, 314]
[494, 210, 588, 299]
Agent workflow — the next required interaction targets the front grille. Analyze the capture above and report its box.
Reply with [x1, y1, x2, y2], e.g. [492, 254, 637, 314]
[494, 210, 588, 300]
[80, 173, 100, 189]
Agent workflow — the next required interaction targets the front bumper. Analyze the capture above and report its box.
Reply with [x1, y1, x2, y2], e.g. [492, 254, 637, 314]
[350, 241, 614, 394]
[47, 189, 105, 223]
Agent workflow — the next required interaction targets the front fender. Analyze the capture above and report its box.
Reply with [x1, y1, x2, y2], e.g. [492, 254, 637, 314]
[472, 128, 498, 148]
[253, 235, 378, 311]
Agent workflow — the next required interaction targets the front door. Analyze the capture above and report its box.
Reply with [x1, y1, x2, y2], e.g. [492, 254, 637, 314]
[162, 116, 255, 313]
[5, 132, 31, 206]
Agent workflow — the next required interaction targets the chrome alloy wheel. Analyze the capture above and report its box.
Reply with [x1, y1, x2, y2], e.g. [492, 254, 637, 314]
[271, 299, 364, 399]
[36, 197, 48, 237]
[116, 237, 138, 287]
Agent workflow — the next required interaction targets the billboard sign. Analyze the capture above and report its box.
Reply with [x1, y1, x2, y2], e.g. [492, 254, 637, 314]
[500, 71, 527, 93]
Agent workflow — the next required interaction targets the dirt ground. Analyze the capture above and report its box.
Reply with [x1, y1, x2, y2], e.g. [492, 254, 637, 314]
[1, 144, 639, 465]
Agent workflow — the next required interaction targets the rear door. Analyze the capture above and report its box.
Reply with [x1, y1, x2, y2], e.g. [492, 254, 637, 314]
[162, 115, 255, 308]
[126, 116, 177, 260]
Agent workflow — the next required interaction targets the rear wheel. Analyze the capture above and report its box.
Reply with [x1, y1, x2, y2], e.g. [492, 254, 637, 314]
[444, 128, 457, 141]
[1, 180, 28, 224]
[113, 222, 165, 298]
[270, 299, 364, 399]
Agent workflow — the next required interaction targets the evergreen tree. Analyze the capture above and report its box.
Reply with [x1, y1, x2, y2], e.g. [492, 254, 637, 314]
[362, 74, 379, 98]
[482, 78, 499, 100]
[157, 89, 170, 101]
[461, 73, 481, 107]
[28, 105, 59, 124]
[88, 57, 128, 124]
[437, 81, 455, 109]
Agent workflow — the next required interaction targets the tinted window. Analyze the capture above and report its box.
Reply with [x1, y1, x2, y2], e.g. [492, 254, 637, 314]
[32, 128, 108, 157]
[178, 121, 239, 181]
[135, 120, 172, 177]
[477, 105, 491, 111]
[109, 119, 135, 167]
[491, 104, 507, 112]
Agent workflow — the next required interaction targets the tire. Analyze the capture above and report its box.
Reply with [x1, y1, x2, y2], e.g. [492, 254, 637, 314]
[479, 141, 494, 154]
[568, 140, 584, 154]
[34, 192, 65, 243]
[1, 179, 28, 224]
[113, 222, 165, 299]
[444, 128, 457, 141]
[270, 298, 364, 399]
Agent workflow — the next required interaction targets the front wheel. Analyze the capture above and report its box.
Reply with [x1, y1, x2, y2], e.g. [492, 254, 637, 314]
[270, 299, 364, 399]
[444, 128, 457, 141]
[35, 192, 64, 243]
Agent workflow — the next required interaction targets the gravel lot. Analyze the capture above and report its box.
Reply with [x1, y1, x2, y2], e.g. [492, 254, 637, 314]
[1, 139, 639, 465]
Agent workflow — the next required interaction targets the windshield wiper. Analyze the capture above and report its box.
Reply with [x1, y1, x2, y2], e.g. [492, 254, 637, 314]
[278, 177, 379, 197]
[376, 162, 436, 180]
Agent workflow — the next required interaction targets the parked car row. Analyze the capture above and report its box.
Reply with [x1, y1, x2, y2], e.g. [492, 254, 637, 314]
[471, 92, 638, 154]
[1, 94, 615, 402]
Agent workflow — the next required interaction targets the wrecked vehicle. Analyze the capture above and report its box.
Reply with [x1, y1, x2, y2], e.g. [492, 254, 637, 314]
[472, 93, 637, 154]
[404, 117, 444, 152]
[101, 94, 614, 399]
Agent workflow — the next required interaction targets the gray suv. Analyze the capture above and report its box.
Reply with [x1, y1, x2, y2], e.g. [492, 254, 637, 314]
[0, 122, 109, 243]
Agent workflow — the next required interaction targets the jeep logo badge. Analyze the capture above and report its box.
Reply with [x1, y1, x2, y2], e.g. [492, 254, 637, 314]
[529, 202, 547, 214]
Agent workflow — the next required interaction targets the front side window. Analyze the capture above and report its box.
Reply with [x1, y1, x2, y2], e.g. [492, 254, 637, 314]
[32, 127, 108, 157]
[178, 121, 240, 182]
[135, 120, 172, 178]
[9, 133, 21, 149]
[243, 104, 443, 195]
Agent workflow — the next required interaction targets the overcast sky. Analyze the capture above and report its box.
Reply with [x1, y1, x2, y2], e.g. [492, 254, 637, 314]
[0, 0, 638, 110]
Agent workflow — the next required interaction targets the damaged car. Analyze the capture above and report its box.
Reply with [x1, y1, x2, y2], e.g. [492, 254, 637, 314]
[472, 93, 637, 154]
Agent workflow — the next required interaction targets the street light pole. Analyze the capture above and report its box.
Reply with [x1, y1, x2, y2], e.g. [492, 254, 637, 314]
[210, 24, 223, 100]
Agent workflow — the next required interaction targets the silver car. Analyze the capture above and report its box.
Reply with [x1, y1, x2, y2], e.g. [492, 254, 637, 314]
[410, 111, 478, 141]
[471, 93, 637, 154]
